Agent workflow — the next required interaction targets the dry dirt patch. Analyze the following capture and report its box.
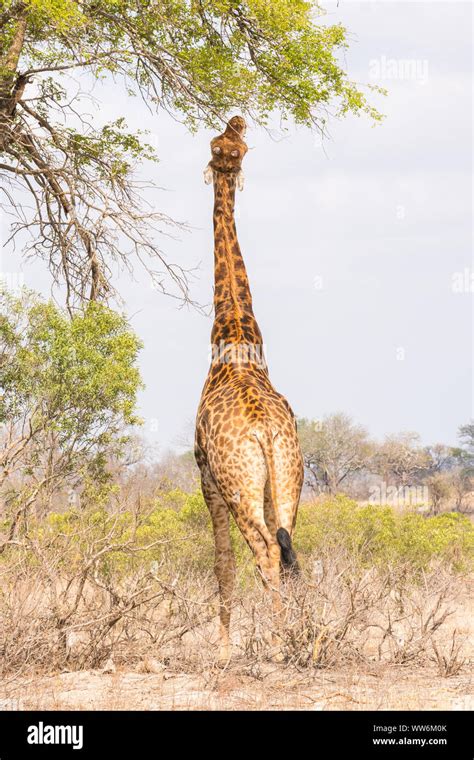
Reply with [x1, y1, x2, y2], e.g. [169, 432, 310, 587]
[1, 662, 472, 711]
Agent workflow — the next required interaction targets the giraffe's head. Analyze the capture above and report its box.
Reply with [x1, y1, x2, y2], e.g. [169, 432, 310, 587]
[204, 116, 248, 190]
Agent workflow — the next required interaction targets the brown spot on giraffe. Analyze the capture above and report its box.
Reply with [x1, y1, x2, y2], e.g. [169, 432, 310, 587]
[195, 115, 304, 662]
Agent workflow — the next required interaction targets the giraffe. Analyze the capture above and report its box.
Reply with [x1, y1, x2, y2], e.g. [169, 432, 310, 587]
[194, 115, 304, 662]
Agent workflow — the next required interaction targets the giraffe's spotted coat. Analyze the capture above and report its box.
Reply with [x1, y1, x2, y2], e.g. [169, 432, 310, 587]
[195, 116, 304, 661]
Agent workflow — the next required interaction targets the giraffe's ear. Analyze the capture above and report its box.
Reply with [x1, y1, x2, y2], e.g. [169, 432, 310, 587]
[203, 164, 213, 185]
[236, 169, 245, 191]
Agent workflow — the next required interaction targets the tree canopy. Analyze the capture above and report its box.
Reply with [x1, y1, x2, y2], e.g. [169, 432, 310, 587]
[0, 287, 143, 549]
[0, 0, 383, 307]
[298, 413, 372, 494]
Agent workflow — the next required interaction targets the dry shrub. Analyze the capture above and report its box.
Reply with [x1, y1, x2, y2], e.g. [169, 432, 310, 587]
[239, 549, 466, 671]
[0, 498, 216, 675]
[0, 495, 470, 677]
[431, 631, 466, 677]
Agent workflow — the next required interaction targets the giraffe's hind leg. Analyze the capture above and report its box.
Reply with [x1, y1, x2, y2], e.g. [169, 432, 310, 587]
[230, 493, 286, 660]
[263, 487, 298, 655]
[264, 484, 300, 580]
[232, 493, 280, 599]
[201, 473, 235, 664]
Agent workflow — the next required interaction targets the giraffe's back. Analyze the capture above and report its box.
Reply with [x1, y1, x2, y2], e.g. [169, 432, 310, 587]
[195, 366, 303, 509]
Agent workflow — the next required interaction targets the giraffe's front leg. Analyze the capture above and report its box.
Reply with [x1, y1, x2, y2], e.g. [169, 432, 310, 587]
[201, 474, 235, 664]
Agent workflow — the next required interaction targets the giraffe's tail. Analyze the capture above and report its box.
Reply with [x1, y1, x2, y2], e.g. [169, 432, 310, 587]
[255, 428, 300, 576]
[276, 527, 300, 575]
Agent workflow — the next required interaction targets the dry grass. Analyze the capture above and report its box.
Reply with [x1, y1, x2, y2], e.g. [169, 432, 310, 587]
[1, 494, 472, 711]
[0, 549, 472, 710]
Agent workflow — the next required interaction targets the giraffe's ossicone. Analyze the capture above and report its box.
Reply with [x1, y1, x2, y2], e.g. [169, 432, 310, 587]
[194, 116, 304, 662]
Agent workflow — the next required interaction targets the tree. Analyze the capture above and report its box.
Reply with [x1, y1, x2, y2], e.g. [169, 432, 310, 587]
[449, 422, 474, 511]
[0, 287, 143, 549]
[151, 450, 200, 493]
[456, 422, 474, 466]
[427, 473, 452, 515]
[0, 0, 383, 307]
[423, 443, 454, 475]
[371, 432, 430, 487]
[450, 469, 472, 512]
[298, 413, 372, 495]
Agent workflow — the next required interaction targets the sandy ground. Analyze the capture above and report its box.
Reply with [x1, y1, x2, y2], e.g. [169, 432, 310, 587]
[1, 662, 472, 711]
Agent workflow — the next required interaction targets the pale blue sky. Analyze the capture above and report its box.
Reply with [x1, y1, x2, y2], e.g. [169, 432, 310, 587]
[2, 1, 472, 454]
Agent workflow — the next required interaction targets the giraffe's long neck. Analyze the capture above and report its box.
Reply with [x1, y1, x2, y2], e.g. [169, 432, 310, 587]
[211, 170, 263, 353]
